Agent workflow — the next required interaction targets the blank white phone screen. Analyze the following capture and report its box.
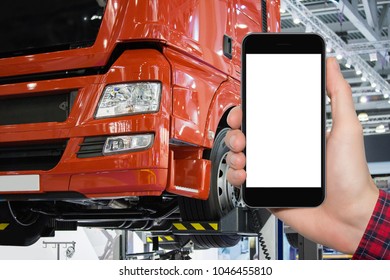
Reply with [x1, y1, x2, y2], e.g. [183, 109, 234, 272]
[246, 53, 321, 188]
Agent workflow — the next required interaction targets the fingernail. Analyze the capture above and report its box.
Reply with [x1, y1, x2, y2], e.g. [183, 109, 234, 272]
[229, 135, 236, 149]
[230, 155, 237, 166]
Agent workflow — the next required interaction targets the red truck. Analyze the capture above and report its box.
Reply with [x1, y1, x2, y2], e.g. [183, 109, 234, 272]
[0, 0, 280, 246]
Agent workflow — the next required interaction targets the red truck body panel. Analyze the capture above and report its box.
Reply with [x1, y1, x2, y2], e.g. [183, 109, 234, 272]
[0, 0, 280, 199]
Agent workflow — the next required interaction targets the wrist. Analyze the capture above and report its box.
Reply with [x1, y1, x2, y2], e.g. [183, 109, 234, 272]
[345, 180, 379, 253]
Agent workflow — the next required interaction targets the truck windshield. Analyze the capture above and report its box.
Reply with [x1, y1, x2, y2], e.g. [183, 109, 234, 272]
[0, 0, 106, 58]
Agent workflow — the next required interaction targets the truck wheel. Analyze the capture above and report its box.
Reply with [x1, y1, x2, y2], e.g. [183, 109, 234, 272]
[0, 201, 49, 246]
[178, 128, 242, 248]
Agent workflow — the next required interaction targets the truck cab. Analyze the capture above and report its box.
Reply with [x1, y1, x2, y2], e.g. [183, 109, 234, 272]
[0, 0, 280, 246]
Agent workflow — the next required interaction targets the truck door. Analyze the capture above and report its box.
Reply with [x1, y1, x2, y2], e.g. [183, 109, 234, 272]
[232, 0, 263, 81]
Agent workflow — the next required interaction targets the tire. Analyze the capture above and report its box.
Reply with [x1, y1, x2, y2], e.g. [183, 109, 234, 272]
[0, 201, 49, 246]
[179, 128, 242, 248]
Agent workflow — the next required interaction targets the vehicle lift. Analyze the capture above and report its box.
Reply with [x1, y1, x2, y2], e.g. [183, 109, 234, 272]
[123, 207, 276, 260]
[122, 207, 321, 260]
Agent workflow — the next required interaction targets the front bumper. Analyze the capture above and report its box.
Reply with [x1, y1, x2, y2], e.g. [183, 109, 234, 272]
[0, 49, 171, 198]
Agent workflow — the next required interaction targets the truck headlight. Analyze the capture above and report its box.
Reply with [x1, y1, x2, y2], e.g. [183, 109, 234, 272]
[95, 82, 161, 118]
[103, 134, 154, 155]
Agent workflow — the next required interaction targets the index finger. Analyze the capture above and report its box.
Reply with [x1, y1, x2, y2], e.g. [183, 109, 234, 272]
[227, 106, 242, 129]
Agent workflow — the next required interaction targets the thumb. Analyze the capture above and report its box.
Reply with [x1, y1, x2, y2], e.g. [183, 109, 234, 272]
[326, 58, 360, 132]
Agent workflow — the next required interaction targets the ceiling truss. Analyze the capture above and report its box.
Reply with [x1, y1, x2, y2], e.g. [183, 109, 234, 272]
[282, 0, 390, 135]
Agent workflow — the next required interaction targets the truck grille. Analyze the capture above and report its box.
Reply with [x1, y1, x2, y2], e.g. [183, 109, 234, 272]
[0, 90, 77, 125]
[77, 136, 106, 158]
[0, 141, 67, 171]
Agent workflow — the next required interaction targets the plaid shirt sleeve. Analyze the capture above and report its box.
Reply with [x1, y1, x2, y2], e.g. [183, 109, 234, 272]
[352, 190, 390, 260]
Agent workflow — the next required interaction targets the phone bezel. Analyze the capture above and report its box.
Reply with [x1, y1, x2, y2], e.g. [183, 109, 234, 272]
[242, 33, 326, 208]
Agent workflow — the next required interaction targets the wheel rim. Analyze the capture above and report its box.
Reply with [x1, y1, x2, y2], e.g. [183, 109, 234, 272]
[216, 152, 244, 215]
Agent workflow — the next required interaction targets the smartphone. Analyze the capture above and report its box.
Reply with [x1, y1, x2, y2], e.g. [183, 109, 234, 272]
[242, 33, 325, 207]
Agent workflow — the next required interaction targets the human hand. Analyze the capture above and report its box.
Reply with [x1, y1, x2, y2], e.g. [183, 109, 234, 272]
[225, 57, 379, 253]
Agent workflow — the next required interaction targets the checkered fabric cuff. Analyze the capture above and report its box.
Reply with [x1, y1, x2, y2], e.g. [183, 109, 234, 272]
[352, 190, 390, 260]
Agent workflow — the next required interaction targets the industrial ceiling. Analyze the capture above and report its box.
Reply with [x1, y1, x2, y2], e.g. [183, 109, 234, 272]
[281, 0, 390, 135]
